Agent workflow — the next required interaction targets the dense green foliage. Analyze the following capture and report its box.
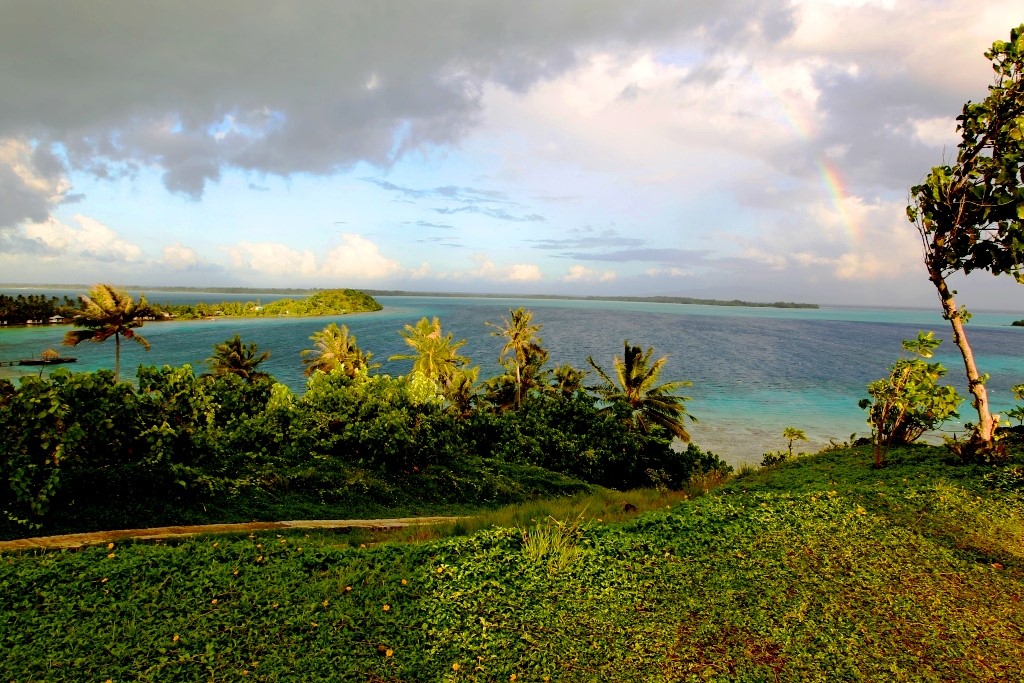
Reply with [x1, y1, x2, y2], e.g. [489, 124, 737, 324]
[908, 24, 1024, 452]
[0, 343, 723, 537]
[2, 445, 1021, 681]
[154, 288, 382, 319]
[859, 332, 963, 467]
[0, 293, 77, 325]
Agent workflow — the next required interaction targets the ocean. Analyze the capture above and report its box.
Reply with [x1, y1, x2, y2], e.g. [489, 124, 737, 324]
[3, 288, 1024, 465]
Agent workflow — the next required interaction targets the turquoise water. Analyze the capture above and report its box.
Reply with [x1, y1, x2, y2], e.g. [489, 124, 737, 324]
[3, 290, 1024, 465]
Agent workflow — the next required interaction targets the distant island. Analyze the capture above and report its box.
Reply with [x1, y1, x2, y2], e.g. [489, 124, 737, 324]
[363, 290, 819, 309]
[0, 288, 381, 326]
[0, 284, 818, 317]
[153, 289, 382, 319]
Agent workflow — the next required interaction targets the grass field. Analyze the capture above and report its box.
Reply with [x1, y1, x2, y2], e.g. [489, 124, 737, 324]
[2, 444, 1022, 682]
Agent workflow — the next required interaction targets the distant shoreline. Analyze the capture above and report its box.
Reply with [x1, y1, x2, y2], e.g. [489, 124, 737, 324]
[0, 284, 819, 310]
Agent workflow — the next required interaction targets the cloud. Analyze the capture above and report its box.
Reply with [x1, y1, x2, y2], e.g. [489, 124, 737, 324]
[643, 267, 692, 278]
[0, 2, 782, 198]
[564, 264, 617, 282]
[432, 205, 545, 222]
[22, 214, 143, 262]
[447, 255, 544, 283]
[226, 233, 407, 282]
[161, 242, 204, 270]
[0, 139, 71, 229]
[321, 233, 405, 280]
[404, 220, 454, 229]
[529, 227, 644, 251]
[368, 178, 546, 222]
[506, 263, 543, 281]
[226, 241, 318, 277]
[561, 247, 713, 266]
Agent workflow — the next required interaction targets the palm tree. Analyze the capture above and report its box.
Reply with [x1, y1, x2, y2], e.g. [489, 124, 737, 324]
[486, 307, 547, 409]
[62, 283, 154, 382]
[587, 341, 695, 442]
[207, 334, 271, 382]
[783, 427, 808, 458]
[389, 317, 472, 390]
[550, 363, 587, 398]
[301, 323, 376, 377]
[446, 365, 480, 418]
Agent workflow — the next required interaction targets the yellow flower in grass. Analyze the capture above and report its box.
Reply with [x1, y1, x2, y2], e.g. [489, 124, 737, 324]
[382, 604, 391, 612]
[452, 662, 460, 672]
[385, 649, 394, 658]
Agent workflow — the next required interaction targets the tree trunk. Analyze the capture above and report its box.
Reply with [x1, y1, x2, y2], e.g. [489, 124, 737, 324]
[114, 332, 121, 383]
[928, 268, 995, 447]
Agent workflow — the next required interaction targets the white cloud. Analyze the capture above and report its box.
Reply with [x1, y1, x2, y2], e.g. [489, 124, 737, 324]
[223, 233, 404, 282]
[161, 242, 203, 269]
[227, 241, 318, 277]
[23, 214, 143, 262]
[321, 233, 404, 280]
[506, 263, 543, 281]
[447, 255, 545, 283]
[564, 264, 617, 282]
[908, 116, 959, 149]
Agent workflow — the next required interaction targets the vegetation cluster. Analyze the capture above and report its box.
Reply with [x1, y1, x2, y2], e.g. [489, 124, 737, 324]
[0, 296, 726, 538]
[0, 293, 78, 325]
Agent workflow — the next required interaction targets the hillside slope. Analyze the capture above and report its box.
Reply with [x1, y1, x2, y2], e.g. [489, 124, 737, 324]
[2, 445, 1022, 681]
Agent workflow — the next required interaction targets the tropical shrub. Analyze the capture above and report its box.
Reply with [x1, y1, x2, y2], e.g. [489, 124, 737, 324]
[859, 332, 963, 467]
[0, 369, 140, 525]
[288, 369, 464, 475]
[469, 394, 728, 489]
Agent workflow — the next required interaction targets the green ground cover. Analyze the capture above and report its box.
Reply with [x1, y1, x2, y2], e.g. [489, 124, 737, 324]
[3, 444, 1022, 682]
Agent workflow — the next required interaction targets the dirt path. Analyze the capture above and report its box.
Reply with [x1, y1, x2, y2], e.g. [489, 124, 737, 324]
[0, 517, 460, 553]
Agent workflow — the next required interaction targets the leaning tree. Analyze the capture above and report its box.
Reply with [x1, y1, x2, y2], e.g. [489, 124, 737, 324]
[907, 24, 1024, 457]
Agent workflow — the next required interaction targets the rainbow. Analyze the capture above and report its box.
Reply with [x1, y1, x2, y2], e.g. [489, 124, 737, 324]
[753, 68, 862, 246]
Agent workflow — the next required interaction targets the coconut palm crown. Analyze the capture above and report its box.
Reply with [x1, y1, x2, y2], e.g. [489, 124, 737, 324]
[486, 307, 547, 409]
[389, 316, 472, 390]
[207, 334, 271, 382]
[301, 323, 377, 377]
[62, 283, 153, 382]
[587, 340, 695, 442]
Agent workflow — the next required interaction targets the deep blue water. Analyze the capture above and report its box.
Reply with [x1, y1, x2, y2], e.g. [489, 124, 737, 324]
[3, 290, 1024, 465]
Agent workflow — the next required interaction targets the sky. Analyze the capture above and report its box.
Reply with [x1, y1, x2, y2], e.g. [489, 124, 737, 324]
[1, 0, 1022, 308]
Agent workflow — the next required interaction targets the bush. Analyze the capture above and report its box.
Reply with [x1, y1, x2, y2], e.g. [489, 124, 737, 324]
[470, 395, 729, 489]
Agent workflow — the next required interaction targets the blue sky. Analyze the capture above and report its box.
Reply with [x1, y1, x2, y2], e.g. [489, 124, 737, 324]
[1, 0, 1022, 308]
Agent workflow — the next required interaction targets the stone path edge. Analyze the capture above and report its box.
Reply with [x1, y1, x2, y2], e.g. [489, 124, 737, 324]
[0, 517, 461, 553]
